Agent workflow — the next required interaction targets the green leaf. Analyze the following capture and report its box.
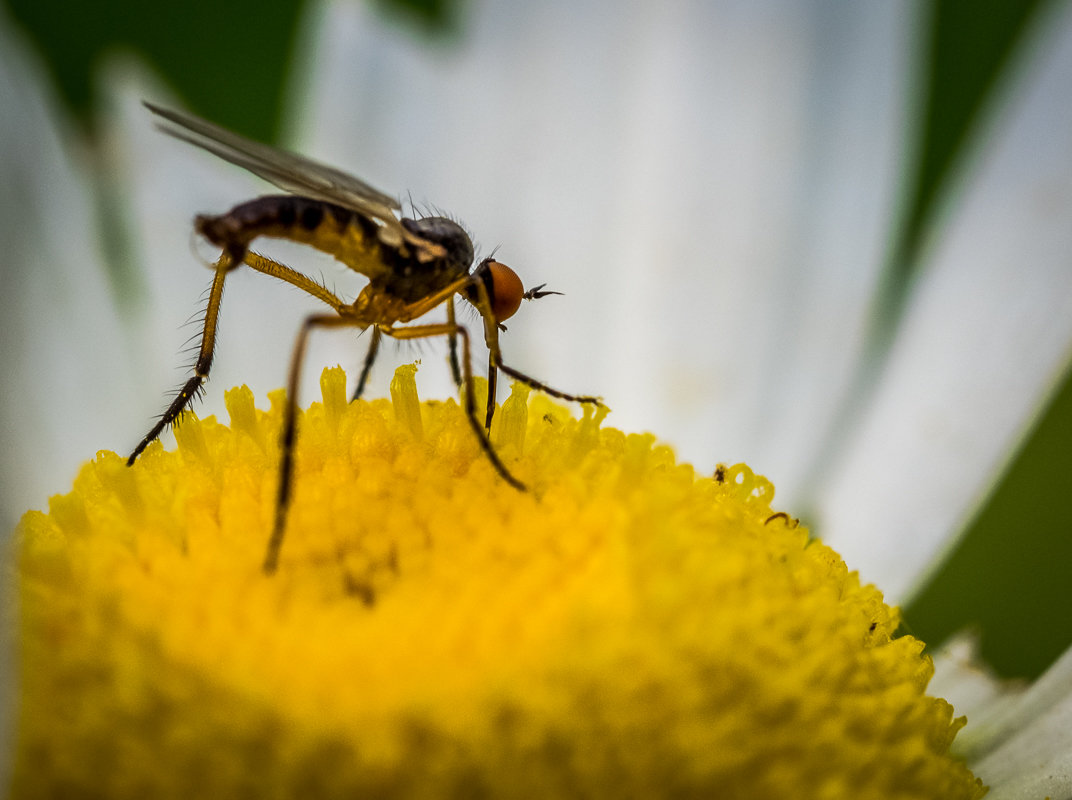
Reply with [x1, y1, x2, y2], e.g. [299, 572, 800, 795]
[4, 0, 310, 141]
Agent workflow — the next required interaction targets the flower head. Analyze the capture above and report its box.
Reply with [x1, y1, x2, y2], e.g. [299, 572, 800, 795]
[14, 366, 983, 798]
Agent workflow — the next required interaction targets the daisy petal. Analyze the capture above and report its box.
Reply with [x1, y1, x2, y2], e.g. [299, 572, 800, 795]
[292, 0, 909, 494]
[0, 16, 138, 526]
[964, 641, 1072, 799]
[816, 3, 1072, 601]
[930, 632, 1024, 723]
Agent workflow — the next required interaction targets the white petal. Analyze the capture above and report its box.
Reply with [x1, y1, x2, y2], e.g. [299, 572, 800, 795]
[291, 0, 909, 494]
[930, 632, 1024, 723]
[0, 9, 135, 791]
[963, 640, 1072, 799]
[0, 15, 138, 527]
[816, 2, 1072, 601]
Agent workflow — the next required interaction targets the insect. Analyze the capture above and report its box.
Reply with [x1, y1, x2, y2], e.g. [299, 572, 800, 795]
[129, 102, 601, 574]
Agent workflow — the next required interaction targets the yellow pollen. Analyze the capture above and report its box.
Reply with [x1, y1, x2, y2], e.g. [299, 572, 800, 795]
[12, 365, 985, 799]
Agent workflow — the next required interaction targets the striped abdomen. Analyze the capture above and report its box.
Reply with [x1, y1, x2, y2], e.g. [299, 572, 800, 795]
[196, 195, 388, 279]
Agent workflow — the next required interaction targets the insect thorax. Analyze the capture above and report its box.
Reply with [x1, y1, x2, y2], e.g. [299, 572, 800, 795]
[379, 216, 474, 303]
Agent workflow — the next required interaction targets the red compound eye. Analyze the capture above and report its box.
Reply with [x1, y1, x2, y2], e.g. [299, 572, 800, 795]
[486, 260, 525, 322]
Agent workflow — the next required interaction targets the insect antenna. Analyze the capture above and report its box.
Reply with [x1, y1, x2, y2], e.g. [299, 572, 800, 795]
[522, 283, 564, 301]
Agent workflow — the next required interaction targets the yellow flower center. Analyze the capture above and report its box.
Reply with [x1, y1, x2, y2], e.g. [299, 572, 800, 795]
[13, 366, 984, 798]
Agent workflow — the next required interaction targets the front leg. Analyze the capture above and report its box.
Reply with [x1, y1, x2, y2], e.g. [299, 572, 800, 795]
[386, 322, 525, 493]
[351, 327, 382, 402]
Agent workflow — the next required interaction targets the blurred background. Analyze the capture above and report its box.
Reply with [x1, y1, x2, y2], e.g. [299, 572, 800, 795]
[1, 0, 1070, 686]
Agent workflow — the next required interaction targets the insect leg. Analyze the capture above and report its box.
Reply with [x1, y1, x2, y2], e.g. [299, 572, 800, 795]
[385, 322, 525, 492]
[128, 250, 350, 467]
[460, 275, 503, 431]
[443, 297, 496, 431]
[493, 355, 603, 408]
[445, 298, 462, 388]
[485, 355, 499, 431]
[127, 254, 233, 465]
[264, 312, 358, 574]
[471, 280, 602, 409]
[242, 250, 348, 313]
[351, 327, 382, 402]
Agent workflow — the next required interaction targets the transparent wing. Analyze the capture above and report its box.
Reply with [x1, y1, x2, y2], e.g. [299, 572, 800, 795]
[145, 102, 402, 222]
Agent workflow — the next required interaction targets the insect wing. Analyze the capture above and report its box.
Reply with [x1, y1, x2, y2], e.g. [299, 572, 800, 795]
[144, 102, 404, 218]
[145, 103, 451, 261]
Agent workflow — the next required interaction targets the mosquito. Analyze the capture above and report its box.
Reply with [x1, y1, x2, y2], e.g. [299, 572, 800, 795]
[129, 102, 601, 574]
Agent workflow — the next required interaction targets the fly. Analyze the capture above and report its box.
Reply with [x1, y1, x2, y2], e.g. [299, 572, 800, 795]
[130, 102, 601, 574]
